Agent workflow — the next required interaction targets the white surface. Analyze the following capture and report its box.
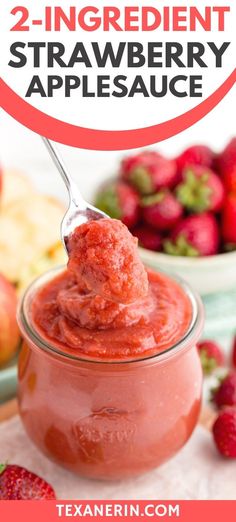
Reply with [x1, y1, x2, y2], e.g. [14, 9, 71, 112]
[0, 415, 235, 500]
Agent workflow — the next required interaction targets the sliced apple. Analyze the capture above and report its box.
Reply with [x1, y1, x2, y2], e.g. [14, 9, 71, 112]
[1, 169, 34, 208]
[0, 194, 65, 284]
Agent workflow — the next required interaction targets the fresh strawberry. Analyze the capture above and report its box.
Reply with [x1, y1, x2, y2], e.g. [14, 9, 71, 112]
[217, 138, 236, 191]
[212, 407, 236, 458]
[212, 373, 236, 409]
[163, 213, 220, 257]
[121, 151, 177, 194]
[232, 336, 236, 368]
[222, 193, 236, 247]
[176, 165, 225, 213]
[0, 464, 56, 500]
[176, 145, 215, 174]
[133, 225, 162, 251]
[197, 340, 224, 375]
[223, 168, 236, 193]
[141, 190, 183, 231]
[95, 180, 140, 229]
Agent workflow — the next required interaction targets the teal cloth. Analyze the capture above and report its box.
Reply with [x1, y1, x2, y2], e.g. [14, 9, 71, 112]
[203, 288, 236, 344]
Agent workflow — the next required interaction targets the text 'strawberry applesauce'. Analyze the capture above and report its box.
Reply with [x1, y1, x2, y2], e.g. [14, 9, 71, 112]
[18, 219, 204, 479]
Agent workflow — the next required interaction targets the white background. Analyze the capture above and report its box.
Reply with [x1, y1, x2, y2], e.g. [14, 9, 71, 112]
[1, 0, 235, 129]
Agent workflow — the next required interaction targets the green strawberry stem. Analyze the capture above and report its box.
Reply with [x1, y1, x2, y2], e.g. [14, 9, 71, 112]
[199, 350, 218, 375]
[141, 191, 165, 207]
[130, 167, 153, 195]
[0, 464, 7, 475]
[164, 235, 199, 257]
[95, 185, 122, 219]
[176, 169, 212, 213]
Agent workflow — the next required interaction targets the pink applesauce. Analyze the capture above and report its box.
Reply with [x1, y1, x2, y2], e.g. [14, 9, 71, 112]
[30, 219, 192, 360]
[18, 219, 204, 479]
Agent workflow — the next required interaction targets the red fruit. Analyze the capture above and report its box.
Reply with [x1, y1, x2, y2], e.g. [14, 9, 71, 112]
[222, 193, 236, 246]
[212, 373, 236, 409]
[197, 340, 224, 375]
[176, 145, 215, 174]
[217, 137, 236, 172]
[232, 336, 236, 368]
[164, 213, 220, 257]
[176, 165, 225, 213]
[141, 191, 183, 231]
[95, 180, 140, 229]
[133, 225, 162, 251]
[217, 138, 236, 192]
[121, 151, 177, 194]
[223, 168, 236, 193]
[221, 138, 236, 166]
[0, 464, 56, 500]
[212, 407, 236, 458]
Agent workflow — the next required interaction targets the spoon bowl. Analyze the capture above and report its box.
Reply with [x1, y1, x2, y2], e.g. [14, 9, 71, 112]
[61, 202, 107, 251]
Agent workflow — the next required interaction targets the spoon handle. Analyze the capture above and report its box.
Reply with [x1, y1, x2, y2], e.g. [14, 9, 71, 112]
[41, 137, 85, 207]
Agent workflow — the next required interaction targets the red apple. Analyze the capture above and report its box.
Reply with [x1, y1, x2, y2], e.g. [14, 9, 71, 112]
[0, 274, 20, 366]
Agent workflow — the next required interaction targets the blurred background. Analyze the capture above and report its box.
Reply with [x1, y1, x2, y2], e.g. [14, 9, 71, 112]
[0, 82, 236, 403]
[1, 86, 235, 203]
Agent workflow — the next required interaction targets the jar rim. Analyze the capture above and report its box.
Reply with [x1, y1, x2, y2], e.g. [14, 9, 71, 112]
[18, 266, 204, 366]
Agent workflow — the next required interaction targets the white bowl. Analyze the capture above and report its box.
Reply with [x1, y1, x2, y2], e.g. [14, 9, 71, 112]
[139, 248, 236, 296]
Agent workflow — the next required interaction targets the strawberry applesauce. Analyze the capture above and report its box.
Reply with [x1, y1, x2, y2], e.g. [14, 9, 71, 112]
[18, 219, 204, 479]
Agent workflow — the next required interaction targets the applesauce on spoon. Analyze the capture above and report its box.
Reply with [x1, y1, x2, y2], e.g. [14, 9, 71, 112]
[18, 219, 204, 479]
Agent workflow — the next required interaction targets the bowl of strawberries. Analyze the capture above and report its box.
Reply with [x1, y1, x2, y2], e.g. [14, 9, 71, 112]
[95, 139, 236, 295]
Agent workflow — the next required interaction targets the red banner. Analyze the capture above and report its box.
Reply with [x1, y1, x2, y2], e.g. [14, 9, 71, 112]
[0, 500, 236, 521]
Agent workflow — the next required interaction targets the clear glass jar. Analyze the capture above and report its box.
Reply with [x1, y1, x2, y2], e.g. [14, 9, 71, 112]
[18, 268, 204, 480]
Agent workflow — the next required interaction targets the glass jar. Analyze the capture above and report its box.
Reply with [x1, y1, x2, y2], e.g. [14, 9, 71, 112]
[18, 268, 204, 480]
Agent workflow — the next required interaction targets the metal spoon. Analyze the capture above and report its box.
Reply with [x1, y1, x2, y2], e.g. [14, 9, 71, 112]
[42, 137, 108, 253]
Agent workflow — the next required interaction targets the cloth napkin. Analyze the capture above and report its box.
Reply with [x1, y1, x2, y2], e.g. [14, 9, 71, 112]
[0, 415, 235, 500]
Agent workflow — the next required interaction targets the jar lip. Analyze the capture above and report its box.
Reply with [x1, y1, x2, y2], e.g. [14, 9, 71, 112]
[18, 266, 204, 366]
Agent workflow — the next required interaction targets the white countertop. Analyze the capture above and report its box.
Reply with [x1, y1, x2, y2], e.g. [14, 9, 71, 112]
[0, 415, 235, 500]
